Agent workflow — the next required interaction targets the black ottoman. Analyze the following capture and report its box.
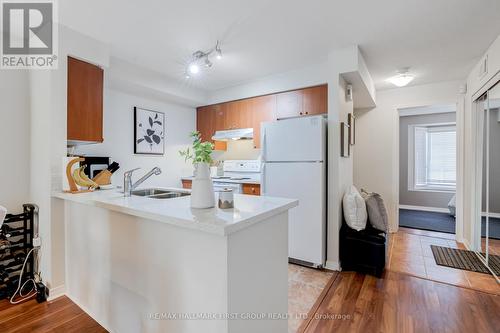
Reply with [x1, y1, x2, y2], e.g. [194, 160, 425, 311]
[339, 222, 387, 277]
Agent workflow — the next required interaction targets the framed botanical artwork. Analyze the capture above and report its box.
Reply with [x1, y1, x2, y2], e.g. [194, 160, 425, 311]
[340, 122, 350, 157]
[134, 107, 165, 155]
[348, 113, 356, 145]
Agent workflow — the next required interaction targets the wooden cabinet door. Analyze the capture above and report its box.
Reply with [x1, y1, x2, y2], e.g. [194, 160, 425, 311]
[276, 90, 303, 119]
[303, 85, 327, 116]
[249, 95, 276, 148]
[212, 104, 226, 131]
[212, 104, 227, 150]
[237, 99, 256, 130]
[242, 183, 260, 196]
[196, 106, 227, 151]
[67, 56, 104, 142]
[223, 100, 254, 130]
[196, 106, 214, 142]
[222, 100, 245, 130]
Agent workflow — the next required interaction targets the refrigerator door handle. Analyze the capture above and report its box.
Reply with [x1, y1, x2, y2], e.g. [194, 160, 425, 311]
[261, 163, 266, 195]
[261, 125, 267, 162]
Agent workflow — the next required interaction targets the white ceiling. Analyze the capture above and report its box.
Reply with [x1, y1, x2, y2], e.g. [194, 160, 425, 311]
[60, 0, 500, 92]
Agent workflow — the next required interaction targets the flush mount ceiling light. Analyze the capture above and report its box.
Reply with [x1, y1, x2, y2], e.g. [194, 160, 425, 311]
[387, 68, 415, 87]
[185, 40, 222, 79]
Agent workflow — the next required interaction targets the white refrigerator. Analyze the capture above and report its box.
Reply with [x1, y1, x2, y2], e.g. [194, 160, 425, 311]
[261, 115, 326, 267]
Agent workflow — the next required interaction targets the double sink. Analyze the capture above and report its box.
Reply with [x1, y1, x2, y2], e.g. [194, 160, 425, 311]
[131, 188, 190, 199]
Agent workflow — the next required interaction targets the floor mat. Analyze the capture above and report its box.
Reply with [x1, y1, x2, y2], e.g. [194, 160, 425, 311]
[431, 245, 500, 275]
[399, 209, 500, 239]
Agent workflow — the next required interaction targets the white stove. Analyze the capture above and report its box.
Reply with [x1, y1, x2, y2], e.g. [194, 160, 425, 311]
[211, 160, 261, 193]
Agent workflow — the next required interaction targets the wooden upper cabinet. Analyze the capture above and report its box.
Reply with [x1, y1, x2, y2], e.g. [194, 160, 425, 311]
[276, 84, 328, 119]
[196, 105, 227, 150]
[213, 104, 226, 131]
[196, 106, 214, 142]
[67, 56, 104, 143]
[303, 85, 327, 116]
[222, 101, 241, 130]
[195, 85, 326, 150]
[248, 95, 276, 148]
[276, 90, 303, 119]
[212, 104, 227, 150]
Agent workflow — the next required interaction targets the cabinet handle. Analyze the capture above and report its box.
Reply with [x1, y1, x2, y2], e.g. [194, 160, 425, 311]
[305, 112, 309, 115]
[299, 112, 303, 115]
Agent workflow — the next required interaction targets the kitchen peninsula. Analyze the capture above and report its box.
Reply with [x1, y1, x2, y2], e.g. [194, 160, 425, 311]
[53, 189, 297, 333]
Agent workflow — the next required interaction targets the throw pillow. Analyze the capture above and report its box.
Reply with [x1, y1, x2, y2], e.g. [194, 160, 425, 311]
[343, 185, 368, 231]
[361, 189, 388, 232]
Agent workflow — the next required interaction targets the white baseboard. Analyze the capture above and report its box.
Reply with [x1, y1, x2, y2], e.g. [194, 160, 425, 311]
[65, 294, 115, 333]
[399, 205, 500, 219]
[399, 205, 450, 213]
[47, 284, 66, 301]
[462, 238, 472, 251]
[325, 260, 341, 271]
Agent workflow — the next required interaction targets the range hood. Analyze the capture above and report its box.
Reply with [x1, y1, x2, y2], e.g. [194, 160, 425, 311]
[212, 128, 254, 141]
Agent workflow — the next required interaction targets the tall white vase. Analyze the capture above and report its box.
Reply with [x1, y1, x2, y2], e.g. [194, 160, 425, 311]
[191, 162, 215, 209]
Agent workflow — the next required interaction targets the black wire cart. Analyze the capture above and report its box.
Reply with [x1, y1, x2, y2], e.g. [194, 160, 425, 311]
[0, 204, 37, 300]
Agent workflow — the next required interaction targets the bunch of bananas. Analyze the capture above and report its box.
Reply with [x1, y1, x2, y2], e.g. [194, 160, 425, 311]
[72, 166, 98, 190]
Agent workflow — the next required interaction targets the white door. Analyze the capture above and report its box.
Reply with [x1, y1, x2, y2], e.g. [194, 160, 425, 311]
[262, 116, 325, 162]
[262, 161, 325, 265]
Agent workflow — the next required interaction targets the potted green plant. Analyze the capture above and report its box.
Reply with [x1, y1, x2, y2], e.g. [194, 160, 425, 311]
[179, 131, 215, 208]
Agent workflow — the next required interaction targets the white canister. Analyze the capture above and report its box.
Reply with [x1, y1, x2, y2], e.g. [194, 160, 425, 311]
[218, 188, 234, 209]
[210, 166, 218, 177]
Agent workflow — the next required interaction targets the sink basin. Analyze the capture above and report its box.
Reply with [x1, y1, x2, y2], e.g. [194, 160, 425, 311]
[148, 192, 190, 199]
[131, 188, 170, 196]
[131, 188, 190, 199]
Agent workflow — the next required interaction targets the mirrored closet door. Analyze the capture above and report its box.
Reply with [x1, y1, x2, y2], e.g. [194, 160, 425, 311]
[475, 80, 500, 280]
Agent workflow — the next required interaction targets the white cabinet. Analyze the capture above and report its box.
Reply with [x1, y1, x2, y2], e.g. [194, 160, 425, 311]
[468, 35, 500, 96]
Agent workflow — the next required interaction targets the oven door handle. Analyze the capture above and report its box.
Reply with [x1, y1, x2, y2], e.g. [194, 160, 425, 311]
[213, 183, 242, 193]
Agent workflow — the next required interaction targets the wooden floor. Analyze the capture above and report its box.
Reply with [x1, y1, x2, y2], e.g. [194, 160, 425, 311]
[0, 296, 106, 333]
[389, 228, 500, 294]
[300, 270, 500, 333]
[298, 228, 500, 333]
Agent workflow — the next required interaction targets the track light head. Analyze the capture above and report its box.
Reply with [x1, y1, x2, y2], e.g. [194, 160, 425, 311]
[185, 41, 222, 78]
[205, 57, 212, 68]
[188, 63, 199, 74]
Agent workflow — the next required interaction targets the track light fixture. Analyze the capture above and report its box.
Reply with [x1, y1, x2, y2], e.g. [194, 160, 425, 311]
[185, 40, 222, 79]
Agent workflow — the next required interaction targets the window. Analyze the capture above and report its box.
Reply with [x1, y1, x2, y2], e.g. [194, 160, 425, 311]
[409, 124, 456, 192]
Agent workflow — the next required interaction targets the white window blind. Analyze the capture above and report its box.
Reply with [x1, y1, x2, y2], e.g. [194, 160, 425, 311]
[410, 124, 456, 191]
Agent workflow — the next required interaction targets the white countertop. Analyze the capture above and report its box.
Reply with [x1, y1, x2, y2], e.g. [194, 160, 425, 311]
[52, 188, 297, 236]
[181, 176, 261, 185]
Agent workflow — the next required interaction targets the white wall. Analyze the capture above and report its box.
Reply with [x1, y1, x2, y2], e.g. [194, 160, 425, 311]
[325, 74, 354, 270]
[29, 24, 111, 293]
[208, 62, 328, 104]
[212, 140, 261, 161]
[461, 34, 500, 250]
[353, 80, 462, 231]
[0, 71, 30, 212]
[75, 89, 196, 187]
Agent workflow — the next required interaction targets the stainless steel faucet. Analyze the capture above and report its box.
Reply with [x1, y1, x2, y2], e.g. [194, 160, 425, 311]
[123, 167, 162, 197]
